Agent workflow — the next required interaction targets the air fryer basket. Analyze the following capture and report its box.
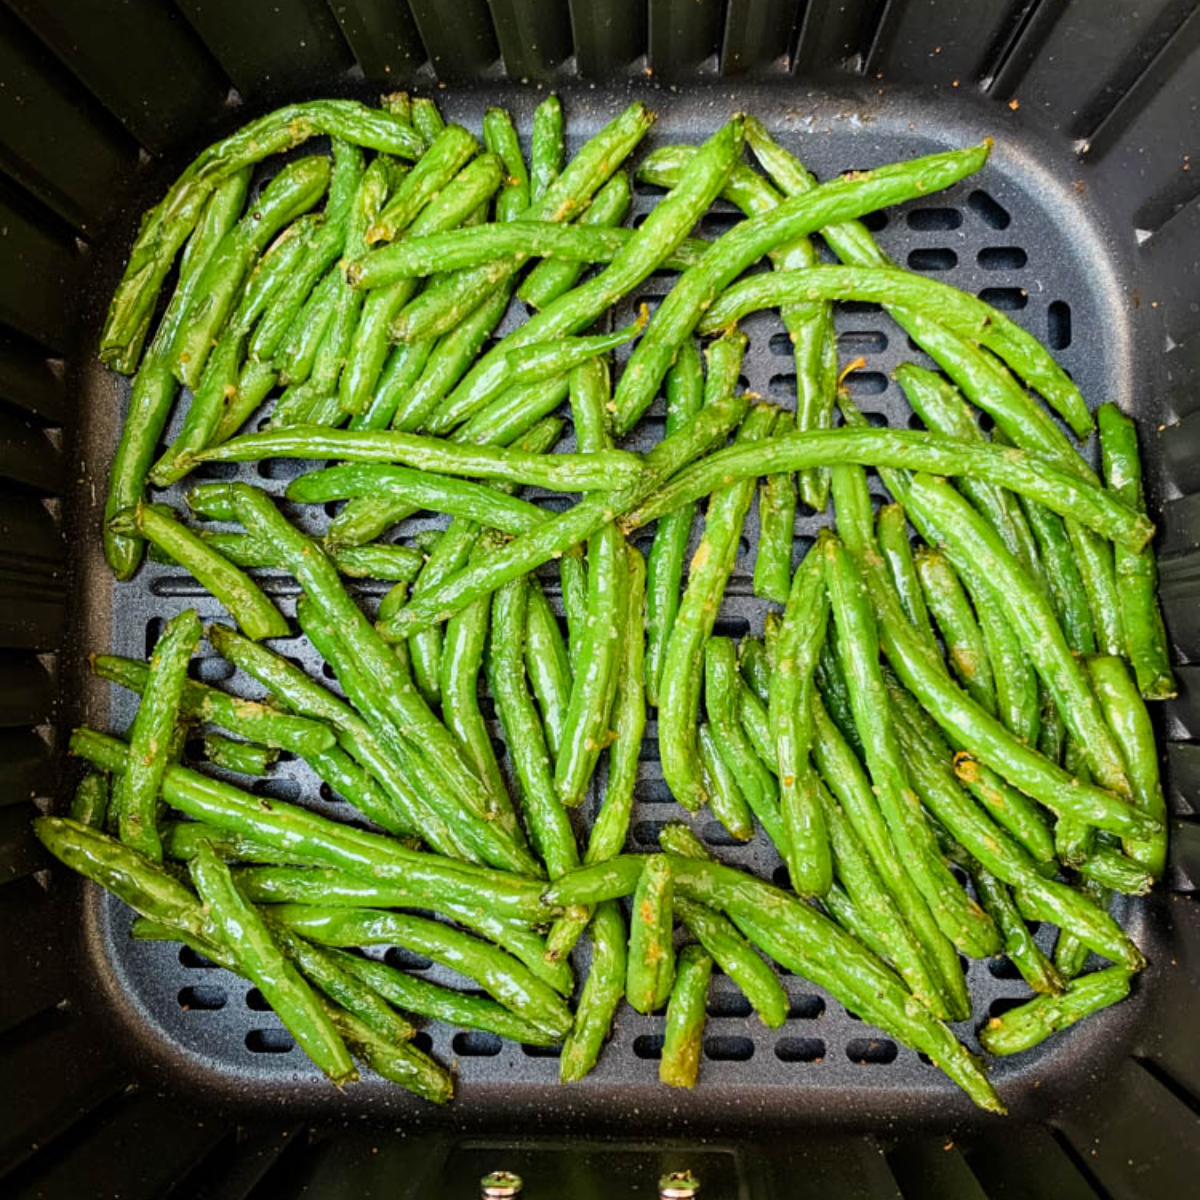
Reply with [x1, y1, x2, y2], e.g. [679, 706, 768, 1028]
[3, 2, 1199, 1197]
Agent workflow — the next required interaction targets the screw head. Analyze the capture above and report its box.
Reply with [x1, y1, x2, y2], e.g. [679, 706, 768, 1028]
[480, 1169, 523, 1198]
[659, 1169, 701, 1198]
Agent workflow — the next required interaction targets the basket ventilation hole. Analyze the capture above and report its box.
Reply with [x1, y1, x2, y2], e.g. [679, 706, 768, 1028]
[907, 208, 962, 231]
[1048, 300, 1072, 349]
[989, 996, 1029, 1019]
[633, 820, 667, 847]
[452, 1031, 502, 1056]
[968, 190, 1011, 229]
[521, 1042, 560, 1058]
[317, 781, 345, 804]
[412, 1032, 434, 1053]
[789, 995, 826, 1020]
[704, 1036, 753, 1061]
[178, 986, 227, 1011]
[775, 1037, 826, 1063]
[253, 777, 301, 802]
[987, 956, 1024, 981]
[385, 947, 433, 971]
[245, 988, 272, 1012]
[844, 372, 889, 398]
[700, 821, 744, 848]
[178, 945, 217, 969]
[846, 1038, 898, 1064]
[190, 656, 235, 683]
[707, 992, 753, 1018]
[245, 1028, 294, 1053]
[838, 329, 889, 354]
[908, 248, 958, 272]
[979, 287, 1028, 311]
[978, 246, 1028, 270]
[633, 1035, 664, 1060]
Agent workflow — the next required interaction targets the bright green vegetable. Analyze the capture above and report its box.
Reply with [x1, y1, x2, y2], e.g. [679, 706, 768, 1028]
[753, 410, 798, 601]
[560, 902, 627, 1081]
[980, 968, 1131, 1055]
[70, 771, 110, 829]
[530, 94, 563, 202]
[660, 944, 713, 1089]
[203, 734, 278, 776]
[698, 722, 754, 842]
[626, 854, 676, 1013]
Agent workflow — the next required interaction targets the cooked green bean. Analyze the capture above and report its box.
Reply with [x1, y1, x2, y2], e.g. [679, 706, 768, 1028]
[486, 574, 580, 879]
[586, 545, 647, 863]
[768, 538, 832, 895]
[524, 577, 573, 761]
[753, 410, 798, 602]
[971, 865, 1064, 995]
[1098, 402, 1176, 698]
[162, 820, 325, 868]
[376, 392, 750, 637]
[660, 944, 712, 1089]
[876, 503, 934, 636]
[411, 96, 445, 146]
[203, 734, 278, 776]
[626, 855, 676, 1013]
[269, 904, 574, 1039]
[112, 609, 200, 862]
[530, 94, 563, 201]
[194, 427, 642, 492]
[561, 902, 626, 1080]
[190, 842, 357, 1084]
[70, 771, 110, 829]
[1076, 845, 1153, 895]
[483, 106, 530, 219]
[1054, 878, 1109, 980]
[698, 722, 754, 842]
[660, 402, 777, 810]
[981, 967, 1131, 1056]
[623, 428, 1152, 552]
[324, 1000, 451, 1103]
[107, 504, 288, 640]
[611, 141, 991, 433]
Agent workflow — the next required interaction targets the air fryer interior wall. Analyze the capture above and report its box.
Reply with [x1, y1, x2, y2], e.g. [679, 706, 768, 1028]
[2, 2, 1198, 1198]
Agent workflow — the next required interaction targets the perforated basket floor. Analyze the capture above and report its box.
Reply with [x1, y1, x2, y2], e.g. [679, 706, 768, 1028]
[71, 83, 1168, 1131]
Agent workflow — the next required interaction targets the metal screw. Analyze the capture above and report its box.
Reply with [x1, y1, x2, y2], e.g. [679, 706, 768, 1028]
[480, 1170, 523, 1198]
[659, 1169, 701, 1199]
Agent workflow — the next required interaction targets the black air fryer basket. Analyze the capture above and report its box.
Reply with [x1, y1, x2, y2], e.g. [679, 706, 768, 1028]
[2, 1, 1199, 1196]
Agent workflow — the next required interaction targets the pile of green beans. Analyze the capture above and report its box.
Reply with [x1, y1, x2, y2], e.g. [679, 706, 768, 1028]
[56, 93, 1173, 1113]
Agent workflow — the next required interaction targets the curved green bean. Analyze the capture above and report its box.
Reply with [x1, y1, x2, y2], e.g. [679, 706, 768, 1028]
[660, 944, 712, 1088]
[626, 854, 676, 1013]
[561, 902, 626, 1080]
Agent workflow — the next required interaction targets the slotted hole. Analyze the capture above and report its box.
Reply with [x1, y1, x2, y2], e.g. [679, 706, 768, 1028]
[968, 189, 1011, 229]
[846, 1037, 898, 1064]
[906, 207, 962, 231]
[635, 179, 667, 197]
[768, 331, 794, 356]
[189, 656, 234, 683]
[701, 821, 745, 847]
[768, 373, 798, 399]
[1048, 300, 1072, 349]
[638, 777, 675, 803]
[144, 618, 164, 657]
[707, 991, 752, 1018]
[521, 1043, 561, 1058]
[245, 1029, 294, 1053]
[988, 996, 1029, 1019]
[907, 248, 958, 272]
[861, 211, 888, 232]
[789, 995, 825, 1020]
[192, 460, 239, 480]
[633, 820, 667, 846]
[843, 372, 888, 397]
[712, 615, 750, 639]
[452, 1031, 501, 1056]
[841, 300, 883, 315]
[318, 781, 345, 804]
[907, 412, 926, 430]
[256, 458, 305, 481]
[987, 956, 1023, 980]
[178, 945, 217, 969]
[245, 988, 272, 1012]
[253, 778, 301, 803]
[857, 411, 889, 428]
[838, 329, 888, 353]
[633, 1035, 663, 1060]
[412, 1032, 434, 1053]
[775, 1037, 825, 1063]
[703, 1036, 754, 1061]
[978, 287, 1028, 311]
[771, 864, 792, 889]
[978, 246, 1027, 270]
[385, 947, 433, 971]
[700, 212, 741, 238]
[178, 986, 226, 1011]
[323, 500, 344, 519]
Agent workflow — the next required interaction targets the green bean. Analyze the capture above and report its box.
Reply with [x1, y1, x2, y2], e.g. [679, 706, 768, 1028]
[194, 427, 641, 492]
[914, 547, 997, 714]
[486, 574, 580, 878]
[336, 950, 557, 1045]
[560, 902, 626, 1079]
[162, 820, 327, 867]
[982, 967, 1131, 1056]
[768, 538, 832, 895]
[1054, 878, 1109, 979]
[235, 213, 325, 336]
[752, 410, 798, 602]
[380, 391, 749, 637]
[1069, 521, 1125, 658]
[94, 652, 337, 758]
[623, 427, 1151, 552]
[556, 360, 629, 808]
[107, 504, 289, 640]
[208, 358, 277, 445]
[189, 842, 356, 1083]
[701, 268, 1086, 436]
[173, 156, 331, 389]
[659, 944, 712, 1088]
[521, 172, 632, 309]
[524, 578, 573, 760]
[450, 373, 571, 448]
[626, 855, 676, 1013]
[896, 364, 1043, 581]
[612, 142, 990, 433]
[101, 101, 422, 373]
[697, 723, 754, 842]
[586, 545, 647, 863]
[826, 537, 1000, 962]
[645, 340, 703, 707]
[203, 734, 277, 776]
[269, 904, 573, 1040]
[103, 169, 251, 578]
[150, 328, 244, 486]
[560, 544, 588, 677]
[274, 268, 341, 390]
[406, 530, 462, 707]
[483, 107, 530, 218]
[971, 866, 1064, 995]
[1087, 654, 1167, 877]
[876, 503, 933, 636]
[659, 403, 777, 810]
[809, 697, 965, 1018]
[366, 124, 477, 245]
[70, 771, 110, 829]
[1076, 845, 1153, 895]
[111, 609, 200, 862]
[350, 336, 435, 433]
[530, 94, 563, 202]
[812, 633, 865, 761]
[908, 473, 1133, 801]
[1097, 403, 1176, 697]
